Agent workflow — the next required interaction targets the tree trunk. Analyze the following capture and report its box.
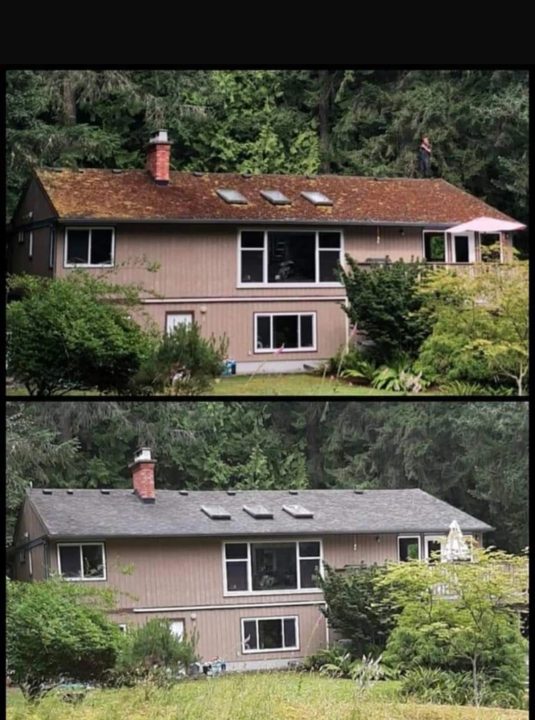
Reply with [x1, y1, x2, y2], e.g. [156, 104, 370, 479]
[318, 71, 332, 173]
[62, 74, 77, 126]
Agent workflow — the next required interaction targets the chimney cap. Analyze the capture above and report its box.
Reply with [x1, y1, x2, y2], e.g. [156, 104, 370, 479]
[134, 447, 153, 462]
[149, 129, 171, 144]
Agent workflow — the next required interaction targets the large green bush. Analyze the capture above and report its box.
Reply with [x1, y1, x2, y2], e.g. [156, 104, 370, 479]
[340, 258, 431, 364]
[380, 548, 528, 708]
[134, 322, 228, 395]
[6, 578, 122, 700]
[7, 273, 156, 395]
[112, 619, 198, 686]
[318, 565, 396, 656]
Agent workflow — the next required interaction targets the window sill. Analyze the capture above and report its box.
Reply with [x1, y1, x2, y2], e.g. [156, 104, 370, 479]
[63, 576, 107, 582]
[237, 283, 343, 289]
[64, 263, 115, 269]
[241, 646, 299, 654]
[254, 348, 317, 355]
[224, 588, 323, 598]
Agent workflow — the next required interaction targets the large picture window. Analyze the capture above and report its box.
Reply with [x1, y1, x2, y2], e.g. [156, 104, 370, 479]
[65, 227, 114, 267]
[57, 543, 106, 580]
[254, 313, 316, 353]
[224, 540, 321, 594]
[239, 230, 342, 285]
[242, 616, 299, 653]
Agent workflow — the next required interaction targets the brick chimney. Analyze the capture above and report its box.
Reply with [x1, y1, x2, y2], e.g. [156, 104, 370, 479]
[146, 130, 172, 185]
[130, 447, 156, 503]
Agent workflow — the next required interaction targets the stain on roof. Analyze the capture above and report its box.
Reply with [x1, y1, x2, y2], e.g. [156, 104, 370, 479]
[26, 488, 493, 539]
[35, 169, 514, 225]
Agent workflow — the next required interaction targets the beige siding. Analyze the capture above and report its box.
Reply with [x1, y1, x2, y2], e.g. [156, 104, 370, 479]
[113, 604, 326, 664]
[324, 534, 399, 568]
[344, 225, 425, 262]
[138, 298, 347, 363]
[13, 499, 49, 582]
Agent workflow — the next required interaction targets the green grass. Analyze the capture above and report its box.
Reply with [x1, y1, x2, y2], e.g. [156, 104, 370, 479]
[206, 374, 415, 396]
[6, 674, 527, 720]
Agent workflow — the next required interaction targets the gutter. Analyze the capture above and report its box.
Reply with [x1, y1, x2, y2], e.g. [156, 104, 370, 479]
[54, 218, 456, 229]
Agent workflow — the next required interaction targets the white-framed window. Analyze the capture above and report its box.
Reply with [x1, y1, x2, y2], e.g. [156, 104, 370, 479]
[165, 312, 194, 335]
[238, 229, 343, 287]
[241, 616, 299, 653]
[424, 535, 445, 563]
[422, 230, 446, 262]
[27, 231, 34, 259]
[17, 231, 24, 244]
[117, 624, 128, 633]
[397, 535, 421, 562]
[451, 233, 475, 263]
[223, 540, 322, 595]
[57, 542, 106, 580]
[254, 312, 316, 353]
[64, 227, 115, 267]
[169, 620, 185, 639]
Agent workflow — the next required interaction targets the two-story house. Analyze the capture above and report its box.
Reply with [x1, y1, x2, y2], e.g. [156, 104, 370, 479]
[11, 448, 493, 670]
[7, 131, 525, 374]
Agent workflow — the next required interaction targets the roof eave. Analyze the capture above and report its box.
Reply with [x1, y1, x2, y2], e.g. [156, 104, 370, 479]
[55, 217, 459, 228]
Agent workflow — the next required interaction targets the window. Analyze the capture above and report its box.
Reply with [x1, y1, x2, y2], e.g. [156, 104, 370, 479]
[454, 235, 470, 263]
[27, 231, 33, 259]
[254, 313, 316, 353]
[424, 536, 444, 563]
[57, 543, 106, 580]
[423, 231, 445, 262]
[242, 616, 298, 653]
[169, 620, 185, 639]
[166, 312, 193, 335]
[398, 536, 421, 562]
[65, 228, 114, 267]
[239, 230, 342, 285]
[224, 540, 322, 594]
[480, 233, 501, 262]
[117, 624, 128, 633]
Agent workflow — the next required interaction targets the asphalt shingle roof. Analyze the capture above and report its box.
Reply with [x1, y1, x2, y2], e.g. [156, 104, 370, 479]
[27, 488, 492, 539]
[34, 169, 514, 225]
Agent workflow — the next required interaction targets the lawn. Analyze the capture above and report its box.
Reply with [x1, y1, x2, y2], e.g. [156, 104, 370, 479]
[206, 374, 413, 396]
[6, 674, 528, 720]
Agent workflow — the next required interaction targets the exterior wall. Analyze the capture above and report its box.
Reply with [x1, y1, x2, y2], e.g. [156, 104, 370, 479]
[12, 177, 56, 225]
[344, 225, 425, 262]
[12, 498, 49, 582]
[8, 224, 54, 278]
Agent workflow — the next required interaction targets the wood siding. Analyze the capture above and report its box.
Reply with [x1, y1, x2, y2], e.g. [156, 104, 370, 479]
[13, 498, 49, 582]
[7, 225, 54, 278]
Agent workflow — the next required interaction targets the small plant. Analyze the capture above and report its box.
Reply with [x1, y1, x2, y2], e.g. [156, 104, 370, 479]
[350, 654, 385, 690]
[371, 359, 428, 393]
[319, 651, 357, 678]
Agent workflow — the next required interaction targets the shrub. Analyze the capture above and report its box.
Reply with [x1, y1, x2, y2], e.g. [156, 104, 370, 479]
[134, 322, 228, 395]
[371, 361, 428, 393]
[340, 258, 432, 364]
[6, 578, 122, 700]
[111, 619, 198, 686]
[6, 273, 156, 395]
[318, 565, 396, 657]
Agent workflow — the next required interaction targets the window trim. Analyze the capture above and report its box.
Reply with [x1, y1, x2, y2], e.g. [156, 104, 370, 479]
[397, 535, 421, 561]
[237, 227, 344, 288]
[223, 538, 323, 597]
[48, 226, 55, 270]
[64, 227, 115, 268]
[57, 542, 107, 581]
[422, 230, 447, 263]
[241, 615, 300, 654]
[27, 231, 34, 259]
[451, 232, 475, 264]
[253, 312, 317, 354]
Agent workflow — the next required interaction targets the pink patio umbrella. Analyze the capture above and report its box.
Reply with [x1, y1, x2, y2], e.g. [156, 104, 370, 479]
[444, 216, 526, 234]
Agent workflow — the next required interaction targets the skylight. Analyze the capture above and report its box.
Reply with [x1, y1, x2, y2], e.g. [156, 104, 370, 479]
[201, 505, 231, 520]
[216, 189, 248, 205]
[301, 191, 333, 206]
[243, 504, 274, 519]
[282, 504, 314, 519]
[260, 190, 291, 205]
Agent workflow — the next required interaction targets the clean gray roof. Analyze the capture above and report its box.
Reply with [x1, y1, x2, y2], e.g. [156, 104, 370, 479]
[27, 488, 493, 539]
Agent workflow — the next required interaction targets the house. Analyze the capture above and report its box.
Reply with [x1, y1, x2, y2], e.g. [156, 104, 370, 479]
[7, 130, 525, 373]
[11, 448, 493, 670]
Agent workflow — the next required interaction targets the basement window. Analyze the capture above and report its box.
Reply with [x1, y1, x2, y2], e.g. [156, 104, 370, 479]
[64, 228, 114, 267]
[57, 543, 106, 580]
[254, 313, 315, 353]
[242, 616, 299, 653]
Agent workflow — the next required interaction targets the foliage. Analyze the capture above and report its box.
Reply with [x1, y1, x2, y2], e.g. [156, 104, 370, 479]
[416, 264, 529, 395]
[6, 578, 122, 700]
[6, 273, 156, 396]
[326, 348, 377, 384]
[318, 565, 395, 656]
[371, 359, 429, 394]
[110, 620, 198, 688]
[380, 548, 528, 708]
[316, 649, 385, 689]
[340, 259, 432, 364]
[133, 323, 228, 395]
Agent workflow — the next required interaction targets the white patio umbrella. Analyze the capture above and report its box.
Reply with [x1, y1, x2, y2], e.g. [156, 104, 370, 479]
[442, 520, 470, 562]
[444, 216, 526, 234]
